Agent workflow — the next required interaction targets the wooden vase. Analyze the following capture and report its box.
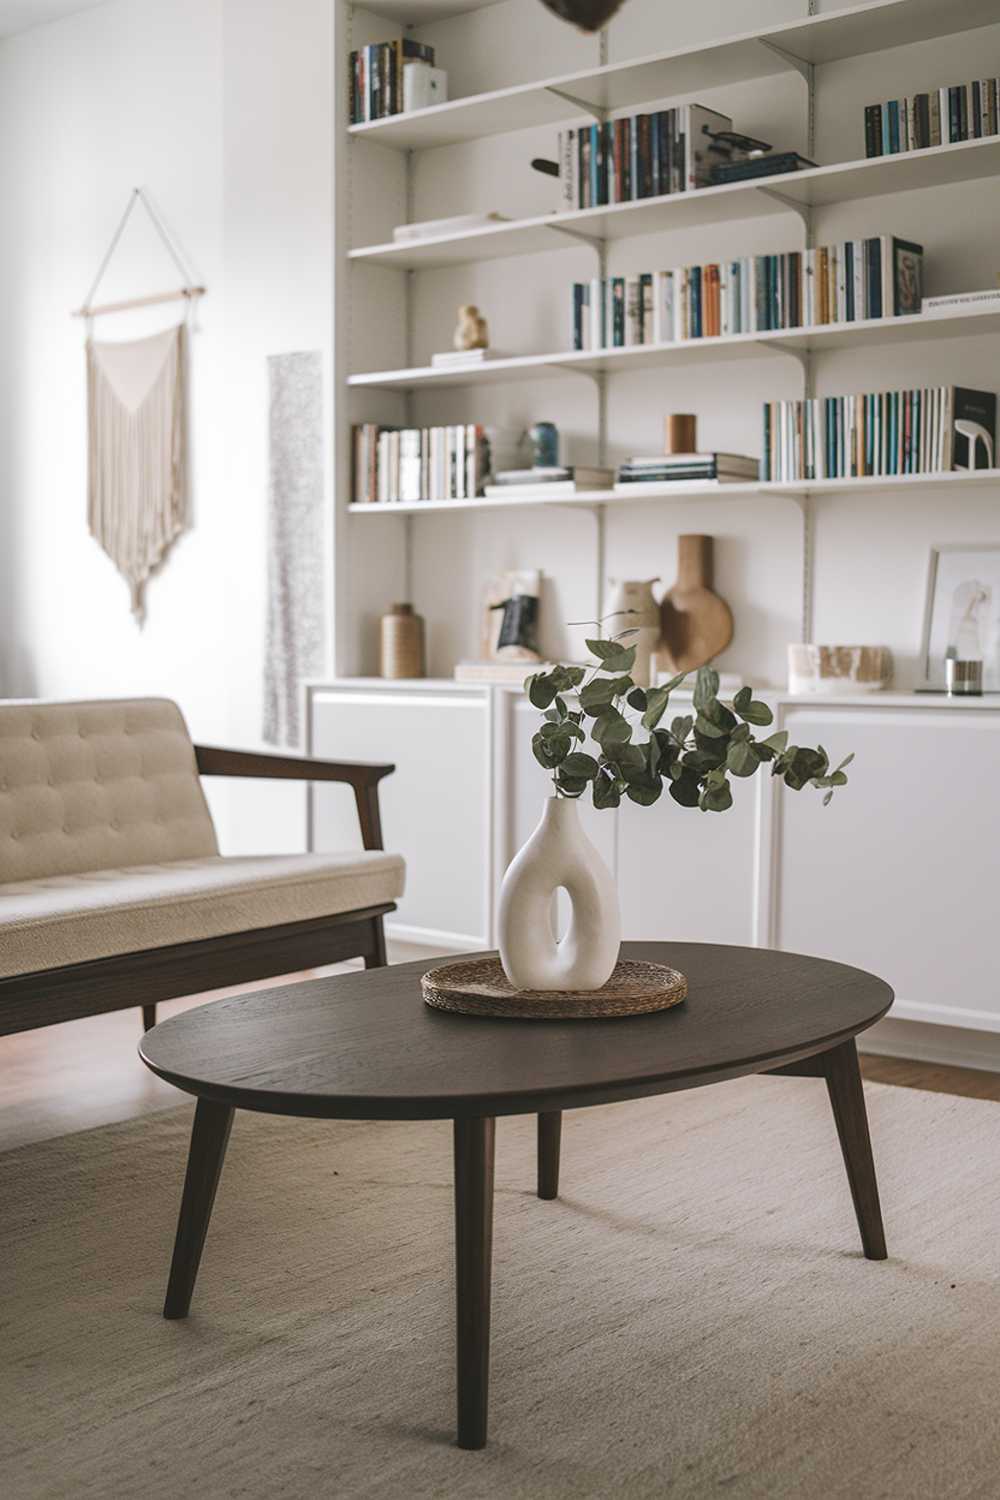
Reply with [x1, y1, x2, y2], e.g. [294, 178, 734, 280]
[380, 603, 425, 679]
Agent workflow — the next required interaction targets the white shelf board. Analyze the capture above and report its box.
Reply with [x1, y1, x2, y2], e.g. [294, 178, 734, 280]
[347, 471, 1000, 516]
[348, 306, 1000, 391]
[369, 0, 504, 22]
[349, 138, 1000, 270]
[348, 0, 998, 151]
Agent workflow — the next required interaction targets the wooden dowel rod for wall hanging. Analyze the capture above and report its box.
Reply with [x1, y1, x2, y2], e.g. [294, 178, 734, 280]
[72, 285, 206, 319]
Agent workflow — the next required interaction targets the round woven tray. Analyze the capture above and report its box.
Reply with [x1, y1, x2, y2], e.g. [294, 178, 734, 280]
[421, 954, 687, 1021]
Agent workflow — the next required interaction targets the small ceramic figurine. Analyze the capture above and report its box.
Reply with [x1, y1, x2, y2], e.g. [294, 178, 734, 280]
[454, 304, 489, 352]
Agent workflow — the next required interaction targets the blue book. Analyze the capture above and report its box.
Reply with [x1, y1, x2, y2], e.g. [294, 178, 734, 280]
[881, 104, 892, 155]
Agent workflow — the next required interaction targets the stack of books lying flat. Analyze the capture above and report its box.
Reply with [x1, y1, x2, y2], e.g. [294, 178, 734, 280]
[865, 78, 1000, 157]
[923, 289, 1000, 318]
[615, 453, 760, 491]
[762, 387, 997, 481]
[430, 349, 499, 370]
[484, 465, 614, 498]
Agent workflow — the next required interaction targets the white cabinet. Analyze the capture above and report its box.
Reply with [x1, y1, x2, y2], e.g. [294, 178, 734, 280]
[308, 682, 492, 948]
[774, 703, 1000, 1032]
[617, 781, 763, 946]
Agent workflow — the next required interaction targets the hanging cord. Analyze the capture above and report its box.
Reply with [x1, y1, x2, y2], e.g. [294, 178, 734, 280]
[75, 186, 204, 323]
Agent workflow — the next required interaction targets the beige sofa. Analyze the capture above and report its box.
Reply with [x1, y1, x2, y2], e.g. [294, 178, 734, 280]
[0, 698, 405, 1036]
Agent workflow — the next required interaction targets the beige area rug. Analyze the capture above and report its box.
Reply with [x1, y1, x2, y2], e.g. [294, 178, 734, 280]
[3, 1076, 1000, 1500]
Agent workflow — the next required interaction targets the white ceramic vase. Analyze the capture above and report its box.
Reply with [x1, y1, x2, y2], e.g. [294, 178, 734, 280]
[498, 797, 620, 991]
[604, 578, 660, 687]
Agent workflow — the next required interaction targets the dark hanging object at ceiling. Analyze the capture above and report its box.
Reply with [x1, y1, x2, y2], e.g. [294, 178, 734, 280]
[538, 0, 631, 32]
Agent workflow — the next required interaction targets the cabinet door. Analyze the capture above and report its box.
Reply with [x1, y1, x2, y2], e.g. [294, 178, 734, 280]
[775, 705, 1000, 1030]
[617, 781, 762, 945]
[309, 687, 492, 948]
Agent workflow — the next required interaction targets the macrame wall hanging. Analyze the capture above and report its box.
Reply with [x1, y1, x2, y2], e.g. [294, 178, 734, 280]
[73, 188, 205, 622]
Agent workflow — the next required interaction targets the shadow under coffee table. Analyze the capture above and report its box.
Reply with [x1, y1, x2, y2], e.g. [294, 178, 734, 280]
[140, 940, 893, 1450]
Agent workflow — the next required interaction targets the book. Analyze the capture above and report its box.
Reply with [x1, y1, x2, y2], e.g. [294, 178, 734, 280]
[864, 75, 1000, 157]
[393, 211, 509, 243]
[570, 237, 922, 350]
[710, 151, 816, 184]
[557, 102, 727, 211]
[490, 466, 613, 489]
[350, 38, 435, 123]
[761, 386, 997, 481]
[923, 289, 1000, 315]
[353, 422, 490, 503]
[430, 348, 498, 367]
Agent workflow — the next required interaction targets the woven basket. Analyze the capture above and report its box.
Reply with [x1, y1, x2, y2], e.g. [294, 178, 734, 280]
[421, 954, 687, 1020]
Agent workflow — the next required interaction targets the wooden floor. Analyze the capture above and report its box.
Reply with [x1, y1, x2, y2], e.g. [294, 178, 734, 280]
[2, 961, 999, 1152]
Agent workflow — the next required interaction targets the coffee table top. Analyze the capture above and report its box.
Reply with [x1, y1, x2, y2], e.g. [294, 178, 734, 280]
[139, 942, 892, 1121]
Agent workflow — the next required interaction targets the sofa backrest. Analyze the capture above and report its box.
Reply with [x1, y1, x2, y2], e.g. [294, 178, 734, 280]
[0, 698, 219, 884]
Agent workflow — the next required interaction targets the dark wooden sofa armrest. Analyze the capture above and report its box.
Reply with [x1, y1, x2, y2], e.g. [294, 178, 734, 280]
[193, 745, 395, 851]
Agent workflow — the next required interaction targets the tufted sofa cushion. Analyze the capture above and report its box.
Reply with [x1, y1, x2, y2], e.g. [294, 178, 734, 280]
[0, 698, 218, 884]
[0, 851, 407, 978]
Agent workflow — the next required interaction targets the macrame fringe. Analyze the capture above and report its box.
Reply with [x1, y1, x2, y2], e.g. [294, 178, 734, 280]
[87, 324, 186, 623]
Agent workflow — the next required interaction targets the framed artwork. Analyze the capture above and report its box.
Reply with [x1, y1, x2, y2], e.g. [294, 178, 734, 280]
[921, 544, 1000, 688]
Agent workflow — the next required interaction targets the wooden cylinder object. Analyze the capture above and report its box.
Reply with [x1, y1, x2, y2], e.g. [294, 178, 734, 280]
[665, 413, 697, 455]
[677, 534, 714, 588]
[380, 602, 425, 679]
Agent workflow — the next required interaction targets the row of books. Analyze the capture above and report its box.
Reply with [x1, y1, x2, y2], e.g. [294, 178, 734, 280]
[865, 78, 1000, 157]
[349, 37, 436, 124]
[571, 236, 923, 350]
[558, 104, 729, 211]
[615, 453, 759, 492]
[353, 423, 490, 504]
[761, 387, 997, 483]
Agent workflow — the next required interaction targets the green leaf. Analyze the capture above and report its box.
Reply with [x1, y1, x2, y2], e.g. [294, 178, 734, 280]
[700, 697, 737, 732]
[700, 778, 734, 813]
[670, 715, 694, 745]
[579, 678, 618, 713]
[532, 735, 571, 770]
[556, 775, 587, 798]
[586, 639, 637, 673]
[627, 781, 663, 806]
[641, 685, 671, 730]
[647, 734, 662, 778]
[761, 730, 789, 754]
[834, 752, 855, 774]
[735, 699, 774, 727]
[593, 773, 622, 810]
[551, 664, 586, 691]
[660, 672, 687, 694]
[694, 713, 728, 740]
[627, 687, 648, 712]
[733, 685, 752, 712]
[528, 674, 559, 710]
[669, 771, 701, 808]
[592, 709, 633, 748]
[613, 743, 646, 771]
[726, 740, 761, 778]
[693, 667, 720, 710]
[561, 752, 599, 781]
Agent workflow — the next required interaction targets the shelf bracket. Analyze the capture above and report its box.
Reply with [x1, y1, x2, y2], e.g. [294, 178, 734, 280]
[756, 38, 812, 85]
[551, 362, 605, 385]
[765, 340, 811, 373]
[543, 221, 605, 252]
[755, 185, 811, 229]
[545, 85, 607, 124]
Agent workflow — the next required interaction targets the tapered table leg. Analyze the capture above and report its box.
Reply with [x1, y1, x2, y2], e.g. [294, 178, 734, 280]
[163, 1097, 235, 1319]
[822, 1039, 887, 1261]
[537, 1111, 562, 1200]
[453, 1115, 495, 1450]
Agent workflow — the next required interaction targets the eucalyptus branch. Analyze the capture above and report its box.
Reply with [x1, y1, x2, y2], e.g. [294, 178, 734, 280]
[524, 649, 853, 813]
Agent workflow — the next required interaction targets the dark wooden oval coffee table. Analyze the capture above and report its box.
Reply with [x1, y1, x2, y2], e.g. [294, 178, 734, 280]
[140, 940, 893, 1451]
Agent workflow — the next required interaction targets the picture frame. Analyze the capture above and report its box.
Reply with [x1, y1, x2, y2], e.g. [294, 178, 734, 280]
[920, 543, 1000, 689]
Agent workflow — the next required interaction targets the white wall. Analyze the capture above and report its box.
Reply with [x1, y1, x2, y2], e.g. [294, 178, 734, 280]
[0, 0, 335, 851]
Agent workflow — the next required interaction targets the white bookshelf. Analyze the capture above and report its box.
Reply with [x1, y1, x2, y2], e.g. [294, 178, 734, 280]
[349, 137, 1000, 268]
[348, 0, 998, 151]
[349, 305, 1000, 389]
[339, 0, 1000, 662]
[347, 468, 1000, 515]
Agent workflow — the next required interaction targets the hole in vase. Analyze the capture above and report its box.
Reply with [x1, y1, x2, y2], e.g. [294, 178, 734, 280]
[551, 886, 571, 943]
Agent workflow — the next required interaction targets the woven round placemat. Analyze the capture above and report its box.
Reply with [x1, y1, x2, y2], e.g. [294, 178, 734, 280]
[421, 954, 687, 1020]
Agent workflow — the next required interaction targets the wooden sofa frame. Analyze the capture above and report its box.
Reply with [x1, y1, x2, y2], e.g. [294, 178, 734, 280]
[0, 747, 396, 1039]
